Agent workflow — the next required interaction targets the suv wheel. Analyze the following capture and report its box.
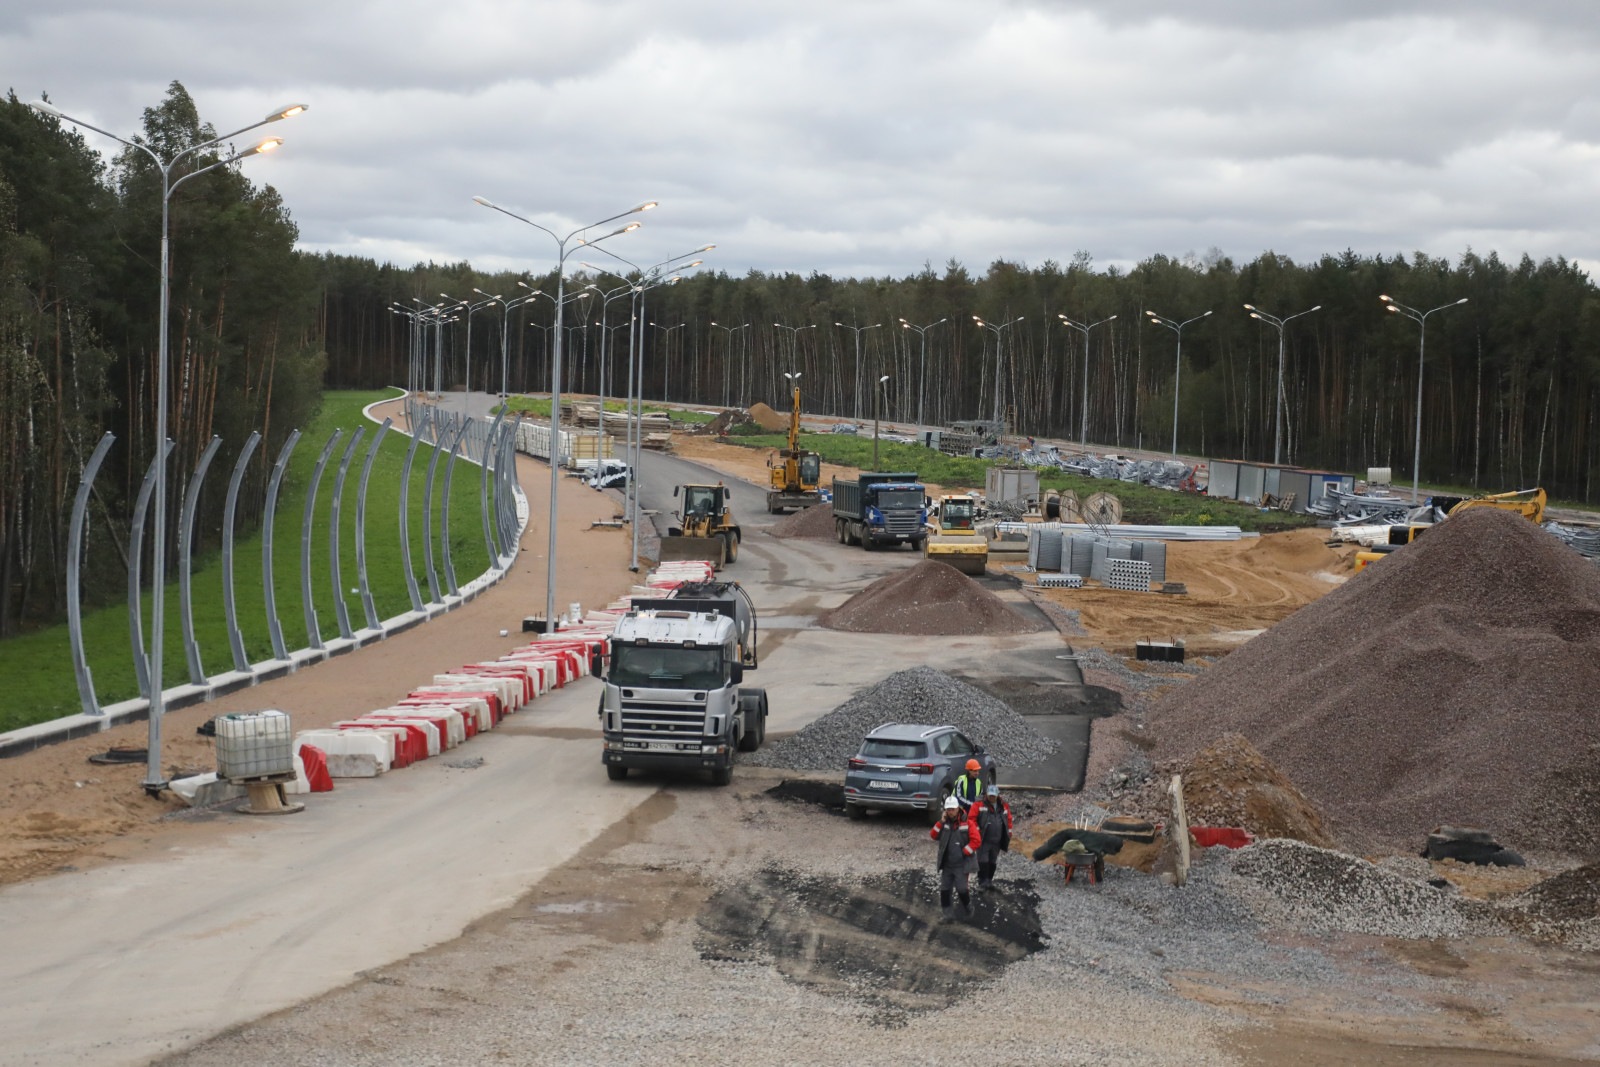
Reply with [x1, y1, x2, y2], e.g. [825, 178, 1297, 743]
[846, 802, 866, 821]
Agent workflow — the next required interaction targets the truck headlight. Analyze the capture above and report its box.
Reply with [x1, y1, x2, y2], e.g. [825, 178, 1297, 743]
[701, 744, 727, 755]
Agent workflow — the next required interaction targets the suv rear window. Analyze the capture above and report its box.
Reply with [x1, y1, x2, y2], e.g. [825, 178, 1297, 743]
[860, 739, 927, 760]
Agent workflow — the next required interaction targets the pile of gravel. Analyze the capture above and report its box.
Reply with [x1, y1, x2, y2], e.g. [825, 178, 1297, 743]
[767, 503, 835, 540]
[746, 665, 1059, 772]
[1499, 863, 1600, 949]
[1149, 508, 1600, 855]
[1225, 839, 1493, 939]
[820, 559, 1042, 635]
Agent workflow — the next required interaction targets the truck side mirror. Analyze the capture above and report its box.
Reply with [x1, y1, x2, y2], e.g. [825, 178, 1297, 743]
[730, 663, 745, 683]
[590, 653, 605, 678]
[673, 485, 680, 498]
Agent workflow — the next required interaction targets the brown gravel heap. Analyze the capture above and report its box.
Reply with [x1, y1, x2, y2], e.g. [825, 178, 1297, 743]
[1501, 863, 1600, 948]
[746, 402, 788, 432]
[768, 503, 835, 540]
[1150, 508, 1600, 855]
[1135, 733, 1337, 847]
[820, 559, 1042, 635]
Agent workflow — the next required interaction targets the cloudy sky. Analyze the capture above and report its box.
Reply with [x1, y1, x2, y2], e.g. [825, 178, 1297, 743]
[6, 1, 1598, 278]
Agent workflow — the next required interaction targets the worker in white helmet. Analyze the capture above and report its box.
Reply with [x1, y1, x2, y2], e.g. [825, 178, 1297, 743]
[929, 794, 981, 919]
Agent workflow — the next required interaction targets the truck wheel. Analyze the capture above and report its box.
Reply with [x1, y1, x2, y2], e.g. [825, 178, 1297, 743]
[710, 764, 733, 786]
[737, 689, 766, 751]
[836, 519, 846, 544]
[606, 764, 629, 781]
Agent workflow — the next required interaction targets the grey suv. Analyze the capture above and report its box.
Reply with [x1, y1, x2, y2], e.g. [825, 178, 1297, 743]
[843, 723, 999, 821]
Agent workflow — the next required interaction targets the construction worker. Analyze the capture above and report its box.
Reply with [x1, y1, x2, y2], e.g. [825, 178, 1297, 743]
[930, 795, 981, 919]
[951, 759, 984, 814]
[973, 784, 1013, 889]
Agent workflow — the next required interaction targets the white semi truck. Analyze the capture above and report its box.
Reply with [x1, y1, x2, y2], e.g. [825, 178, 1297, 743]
[596, 581, 767, 785]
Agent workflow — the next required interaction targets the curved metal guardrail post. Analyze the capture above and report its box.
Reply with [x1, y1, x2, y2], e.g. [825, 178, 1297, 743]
[440, 418, 471, 596]
[179, 435, 222, 685]
[398, 408, 427, 613]
[262, 430, 301, 661]
[480, 407, 506, 562]
[328, 426, 367, 641]
[68, 432, 116, 717]
[127, 439, 174, 698]
[421, 414, 445, 604]
[500, 415, 524, 557]
[221, 431, 261, 673]
[355, 417, 391, 630]
[301, 430, 343, 651]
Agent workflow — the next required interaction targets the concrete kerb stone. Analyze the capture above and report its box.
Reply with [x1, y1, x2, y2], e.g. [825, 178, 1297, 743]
[0, 389, 531, 761]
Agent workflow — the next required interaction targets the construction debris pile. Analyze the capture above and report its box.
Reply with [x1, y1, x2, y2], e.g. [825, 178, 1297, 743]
[1135, 734, 1338, 848]
[1545, 520, 1600, 561]
[819, 559, 1043, 635]
[1149, 508, 1600, 854]
[767, 502, 835, 541]
[1308, 487, 1421, 525]
[746, 665, 1058, 771]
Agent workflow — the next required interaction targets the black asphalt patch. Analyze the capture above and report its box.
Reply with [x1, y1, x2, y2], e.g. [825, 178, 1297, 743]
[764, 778, 847, 812]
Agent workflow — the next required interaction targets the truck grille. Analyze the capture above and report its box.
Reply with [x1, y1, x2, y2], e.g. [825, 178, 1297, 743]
[619, 697, 707, 740]
[885, 513, 922, 536]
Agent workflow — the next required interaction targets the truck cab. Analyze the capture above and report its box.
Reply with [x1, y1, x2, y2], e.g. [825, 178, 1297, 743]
[832, 472, 928, 550]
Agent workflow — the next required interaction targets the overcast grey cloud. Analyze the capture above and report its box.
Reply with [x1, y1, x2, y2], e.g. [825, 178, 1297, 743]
[5, 1, 1598, 278]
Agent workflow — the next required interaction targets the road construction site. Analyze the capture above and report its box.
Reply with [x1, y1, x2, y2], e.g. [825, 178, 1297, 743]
[2, 396, 1598, 1066]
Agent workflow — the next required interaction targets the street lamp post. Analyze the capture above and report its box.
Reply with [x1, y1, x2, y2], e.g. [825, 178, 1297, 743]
[650, 322, 686, 401]
[474, 288, 540, 397]
[835, 322, 881, 423]
[972, 315, 1023, 427]
[1381, 294, 1469, 502]
[1243, 303, 1322, 465]
[30, 96, 305, 793]
[1057, 314, 1117, 446]
[710, 321, 748, 407]
[473, 196, 652, 629]
[898, 318, 946, 429]
[873, 375, 891, 468]
[444, 292, 497, 394]
[1145, 310, 1213, 455]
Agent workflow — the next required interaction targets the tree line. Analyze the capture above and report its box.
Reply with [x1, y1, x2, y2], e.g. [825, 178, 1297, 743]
[318, 246, 1600, 505]
[0, 84, 321, 636]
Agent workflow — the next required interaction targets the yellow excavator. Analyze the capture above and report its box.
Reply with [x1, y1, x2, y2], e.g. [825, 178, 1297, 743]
[659, 483, 742, 570]
[1449, 487, 1546, 523]
[766, 382, 822, 513]
[923, 494, 989, 576]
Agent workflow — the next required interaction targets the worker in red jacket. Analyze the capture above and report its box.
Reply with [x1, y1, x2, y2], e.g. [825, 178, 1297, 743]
[931, 795, 982, 919]
[972, 785, 1013, 889]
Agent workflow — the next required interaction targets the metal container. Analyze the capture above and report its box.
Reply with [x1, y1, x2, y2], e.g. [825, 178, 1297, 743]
[985, 466, 1039, 505]
[215, 709, 294, 780]
[1208, 460, 1240, 500]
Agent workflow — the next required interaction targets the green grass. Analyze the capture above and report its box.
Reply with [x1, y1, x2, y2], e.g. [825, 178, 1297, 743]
[0, 389, 493, 734]
[723, 432, 1314, 532]
[501, 395, 716, 424]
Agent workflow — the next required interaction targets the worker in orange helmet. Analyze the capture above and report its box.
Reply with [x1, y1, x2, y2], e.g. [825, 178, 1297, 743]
[951, 758, 985, 815]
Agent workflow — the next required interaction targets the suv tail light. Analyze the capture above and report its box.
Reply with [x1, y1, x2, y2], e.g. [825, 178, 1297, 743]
[906, 763, 935, 775]
[848, 758, 867, 769]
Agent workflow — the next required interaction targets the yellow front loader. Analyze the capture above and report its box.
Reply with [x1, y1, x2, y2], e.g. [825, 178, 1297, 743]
[766, 382, 822, 513]
[659, 483, 742, 570]
[923, 494, 989, 576]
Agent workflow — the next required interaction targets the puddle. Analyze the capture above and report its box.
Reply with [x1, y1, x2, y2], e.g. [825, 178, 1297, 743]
[696, 866, 1046, 1022]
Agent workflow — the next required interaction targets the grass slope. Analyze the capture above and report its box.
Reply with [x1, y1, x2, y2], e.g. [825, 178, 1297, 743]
[0, 390, 494, 734]
[501, 395, 716, 423]
[723, 432, 1312, 531]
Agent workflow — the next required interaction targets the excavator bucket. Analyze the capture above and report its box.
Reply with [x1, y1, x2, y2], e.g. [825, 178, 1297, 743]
[658, 535, 726, 571]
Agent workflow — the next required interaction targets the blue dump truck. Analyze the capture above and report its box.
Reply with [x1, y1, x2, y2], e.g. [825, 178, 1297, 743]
[831, 472, 928, 550]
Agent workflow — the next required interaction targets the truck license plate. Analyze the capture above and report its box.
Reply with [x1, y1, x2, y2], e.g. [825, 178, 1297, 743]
[868, 780, 898, 791]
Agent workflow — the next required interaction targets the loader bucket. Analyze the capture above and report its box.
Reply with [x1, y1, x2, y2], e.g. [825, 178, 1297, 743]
[658, 535, 725, 570]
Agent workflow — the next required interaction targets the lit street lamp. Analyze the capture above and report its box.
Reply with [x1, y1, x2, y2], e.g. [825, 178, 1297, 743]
[1057, 313, 1116, 444]
[972, 315, 1023, 426]
[473, 195, 652, 629]
[29, 96, 306, 793]
[1381, 294, 1469, 502]
[1145, 310, 1212, 455]
[1243, 303, 1321, 465]
[873, 374, 891, 469]
[898, 318, 946, 428]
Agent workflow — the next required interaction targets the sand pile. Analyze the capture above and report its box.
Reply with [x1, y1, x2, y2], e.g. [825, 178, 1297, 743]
[1150, 508, 1600, 855]
[1134, 734, 1337, 847]
[820, 560, 1043, 636]
[747, 402, 787, 432]
[768, 503, 835, 540]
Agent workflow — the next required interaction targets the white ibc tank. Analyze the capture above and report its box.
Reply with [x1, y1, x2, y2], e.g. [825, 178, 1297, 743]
[215, 709, 294, 779]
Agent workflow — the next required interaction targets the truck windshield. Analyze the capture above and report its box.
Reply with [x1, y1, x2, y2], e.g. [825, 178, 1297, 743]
[611, 646, 726, 690]
[875, 489, 924, 510]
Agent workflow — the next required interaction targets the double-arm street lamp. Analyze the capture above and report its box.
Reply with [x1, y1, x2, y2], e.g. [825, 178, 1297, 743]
[773, 323, 816, 384]
[650, 322, 687, 402]
[473, 287, 541, 396]
[444, 292, 497, 394]
[710, 321, 749, 407]
[30, 96, 306, 793]
[1381, 294, 1469, 502]
[473, 196, 653, 629]
[898, 318, 946, 429]
[972, 315, 1023, 426]
[1057, 313, 1117, 445]
[1244, 303, 1321, 466]
[835, 321, 881, 423]
[1145, 310, 1212, 456]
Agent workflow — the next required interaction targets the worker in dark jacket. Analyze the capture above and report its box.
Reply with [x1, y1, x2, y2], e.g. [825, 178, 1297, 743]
[973, 785, 1013, 889]
[951, 759, 985, 814]
[930, 795, 981, 919]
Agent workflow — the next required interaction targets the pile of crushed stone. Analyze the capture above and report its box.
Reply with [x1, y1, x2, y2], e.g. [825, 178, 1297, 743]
[820, 559, 1042, 635]
[1150, 509, 1600, 855]
[746, 402, 788, 432]
[767, 503, 835, 540]
[1225, 839, 1493, 939]
[1500, 863, 1600, 949]
[745, 666, 1058, 772]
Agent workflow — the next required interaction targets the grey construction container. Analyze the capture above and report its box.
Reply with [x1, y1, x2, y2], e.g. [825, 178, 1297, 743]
[1208, 460, 1240, 500]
